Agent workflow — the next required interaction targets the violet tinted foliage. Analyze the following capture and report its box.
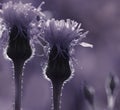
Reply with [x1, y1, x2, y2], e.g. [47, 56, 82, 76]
[0, 0, 120, 110]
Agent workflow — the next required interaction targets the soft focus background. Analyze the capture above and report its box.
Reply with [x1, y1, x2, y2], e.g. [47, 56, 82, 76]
[0, 0, 120, 110]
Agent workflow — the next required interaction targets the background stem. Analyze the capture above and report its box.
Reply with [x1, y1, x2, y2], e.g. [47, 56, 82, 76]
[13, 60, 25, 110]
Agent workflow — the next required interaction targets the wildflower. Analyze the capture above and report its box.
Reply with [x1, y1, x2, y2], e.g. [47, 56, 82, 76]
[41, 19, 89, 110]
[0, 1, 44, 59]
[0, 1, 45, 110]
[43, 19, 89, 80]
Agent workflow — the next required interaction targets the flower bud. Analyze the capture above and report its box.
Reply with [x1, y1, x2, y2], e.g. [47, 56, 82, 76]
[46, 45, 71, 83]
[106, 73, 119, 95]
[7, 26, 32, 61]
[83, 83, 95, 106]
[109, 74, 119, 95]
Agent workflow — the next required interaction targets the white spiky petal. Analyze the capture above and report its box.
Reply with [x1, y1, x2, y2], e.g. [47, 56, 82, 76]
[0, 1, 45, 42]
[80, 42, 93, 48]
[43, 18, 91, 54]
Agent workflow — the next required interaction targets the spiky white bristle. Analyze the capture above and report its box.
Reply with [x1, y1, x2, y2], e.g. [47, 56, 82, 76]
[42, 18, 88, 54]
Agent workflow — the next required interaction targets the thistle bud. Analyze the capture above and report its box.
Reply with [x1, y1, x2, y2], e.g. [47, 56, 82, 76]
[7, 26, 32, 61]
[106, 73, 119, 95]
[83, 83, 95, 108]
[46, 45, 71, 83]
[107, 73, 119, 95]
[105, 73, 119, 110]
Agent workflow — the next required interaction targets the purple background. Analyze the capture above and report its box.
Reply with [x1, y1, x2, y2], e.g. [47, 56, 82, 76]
[0, 0, 120, 110]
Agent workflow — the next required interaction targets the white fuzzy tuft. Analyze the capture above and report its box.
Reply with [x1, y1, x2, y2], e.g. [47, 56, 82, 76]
[42, 19, 88, 54]
[1, 1, 44, 27]
[0, 1, 45, 42]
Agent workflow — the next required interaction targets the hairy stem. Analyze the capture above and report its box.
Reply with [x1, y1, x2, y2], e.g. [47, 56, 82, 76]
[13, 60, 25, 110]
[52, 81, 63, 110]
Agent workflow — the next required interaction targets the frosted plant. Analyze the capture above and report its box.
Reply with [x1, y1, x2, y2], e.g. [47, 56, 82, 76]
[0, 1, 45, 110]
[105, 73, 119, 110]
[41, 19, 92, 110]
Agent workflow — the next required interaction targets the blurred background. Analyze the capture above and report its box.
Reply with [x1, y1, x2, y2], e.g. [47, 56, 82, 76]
[0, 0, 120, 110]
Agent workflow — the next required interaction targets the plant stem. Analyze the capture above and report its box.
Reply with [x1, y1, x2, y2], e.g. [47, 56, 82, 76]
[91, 104, 95, 110]
[52, 81, 63, 110]
[13, 60, 25, 110]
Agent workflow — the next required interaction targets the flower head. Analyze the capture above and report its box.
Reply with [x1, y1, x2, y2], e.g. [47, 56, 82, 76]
[0, 1, 45, 61]
[41, 19, 89, 82]
[42, 19, 88, 55]
[0, 1, 45, 41]
[2, 1, 44, 27]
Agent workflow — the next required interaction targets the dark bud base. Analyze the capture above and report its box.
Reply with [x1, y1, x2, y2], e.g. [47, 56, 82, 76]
[7, 26, 32, 61]
[46, 45, 71, 83]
